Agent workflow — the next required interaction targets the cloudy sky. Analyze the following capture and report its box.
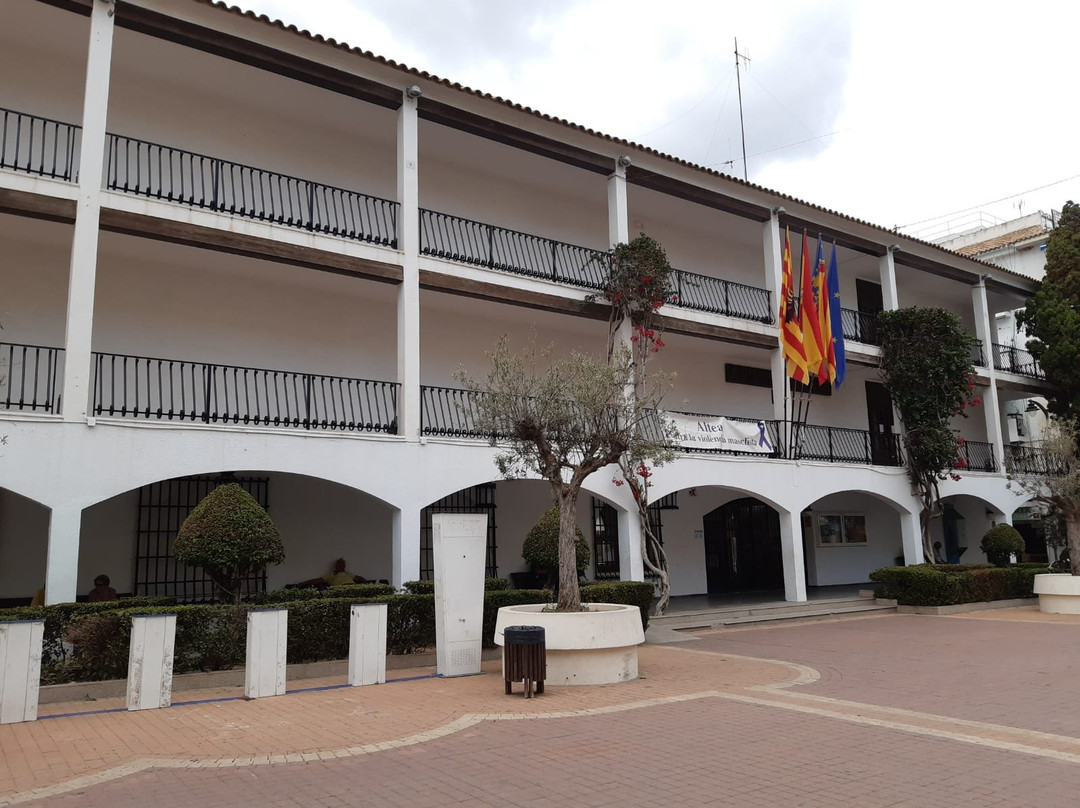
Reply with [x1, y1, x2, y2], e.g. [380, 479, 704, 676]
[241, 0, 1078, 240]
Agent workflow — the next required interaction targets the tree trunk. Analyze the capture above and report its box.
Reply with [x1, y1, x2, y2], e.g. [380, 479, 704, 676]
[1067, 508, 1080, 576]
[556, 488, 583, 611]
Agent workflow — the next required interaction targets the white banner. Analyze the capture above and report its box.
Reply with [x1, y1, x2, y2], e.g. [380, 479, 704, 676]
[663, 412, 775, 454]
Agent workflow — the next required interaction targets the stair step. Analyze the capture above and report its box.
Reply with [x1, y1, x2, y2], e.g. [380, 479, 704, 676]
[652, 600, 897, 631]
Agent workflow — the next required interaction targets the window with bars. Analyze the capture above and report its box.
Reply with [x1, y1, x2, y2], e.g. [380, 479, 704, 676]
[419, 483, 498, 579]
[592, 496, 672, 580]
[135, 474, 270, 601]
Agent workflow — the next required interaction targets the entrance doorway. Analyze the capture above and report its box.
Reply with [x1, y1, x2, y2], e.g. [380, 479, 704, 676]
[702, 497, 783, 593]
[865, 381, 899, 466]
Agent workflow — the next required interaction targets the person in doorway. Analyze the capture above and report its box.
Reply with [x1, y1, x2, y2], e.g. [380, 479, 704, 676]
[30, 586, 45, 607]
[933, 541, 946, 564]
[299, 558, 367, 587]
[88, 574, 118, 602]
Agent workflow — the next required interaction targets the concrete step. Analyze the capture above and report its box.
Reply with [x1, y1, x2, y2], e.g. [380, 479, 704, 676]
[651, 596, 897, 631]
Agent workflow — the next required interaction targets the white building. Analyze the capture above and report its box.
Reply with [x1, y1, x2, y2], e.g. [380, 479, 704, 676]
[0, 0, 1052, 607]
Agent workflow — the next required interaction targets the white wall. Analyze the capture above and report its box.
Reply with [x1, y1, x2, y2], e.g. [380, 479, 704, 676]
[802, 492, 901, 586]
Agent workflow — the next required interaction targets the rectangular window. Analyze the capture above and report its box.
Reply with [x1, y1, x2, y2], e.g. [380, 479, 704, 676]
[725, 363, 772, 389]
[810, 512, 867, 546]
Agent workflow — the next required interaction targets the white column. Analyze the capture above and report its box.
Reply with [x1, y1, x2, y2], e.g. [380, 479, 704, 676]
[607, 158, 629, 246]
[972, 279, 1006, 470]
[349, 603, 388, 686]
[900, 509, 924, 565]
[61, 0, 116, 422]
[245, 608, 287, 699]
[126, 614, 176, 711]
[45, 505, 81, 605]
[617, 505, 645, 581]
[762, 211, 786, 421]
[0, 621, 44, 725]
[392, 506, 421, 589]
[432, 514, 487, 677]
[396, 87, 422, 439]
[778, 510, 807, 602]
[878, 247, 900, 310]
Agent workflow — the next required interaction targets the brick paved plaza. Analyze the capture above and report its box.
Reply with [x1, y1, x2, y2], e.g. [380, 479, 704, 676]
[4, 608, 1080, 807]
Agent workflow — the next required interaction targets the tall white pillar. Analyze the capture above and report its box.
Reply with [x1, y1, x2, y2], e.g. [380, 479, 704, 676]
[45, 505, 81, 605]
[349, 603, 388, 686]
[396, 87, 422, 440]
[607, 158, 629, 246]
[972, 279, 1006, 471]
[392, 505, 421, 588]
[900, 509, 924, 565]
[778, 509, 807, 602]
[126, 614, 176, 711]
[245, 608, 287, 699]
[61, 0, 116, 421]
[878, 247, 900, 311]
[763, 211, 786, 421]
[617, 505, 645, 582]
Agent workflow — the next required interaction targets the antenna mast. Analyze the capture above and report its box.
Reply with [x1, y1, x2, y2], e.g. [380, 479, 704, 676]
[734, 37, 750, 181]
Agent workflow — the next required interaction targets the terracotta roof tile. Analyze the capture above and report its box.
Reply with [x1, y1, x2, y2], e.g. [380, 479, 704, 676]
[954, 225, 1049, 256]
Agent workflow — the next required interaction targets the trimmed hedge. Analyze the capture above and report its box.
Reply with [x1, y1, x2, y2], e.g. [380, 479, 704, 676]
[402, 578, 510, 595]
[248, 583, 397, 603]
[581, 581, 656, 631]
[870, 564, 1042, 607]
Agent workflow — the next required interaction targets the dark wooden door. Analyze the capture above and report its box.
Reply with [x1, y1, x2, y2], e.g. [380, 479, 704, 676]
[855, 279, 884, 344]
[702, 498, 783, 593]
[865, 381, 898, 465]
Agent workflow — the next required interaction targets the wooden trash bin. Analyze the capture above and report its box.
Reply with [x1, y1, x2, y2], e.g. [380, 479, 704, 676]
[503, 625, 546, 698]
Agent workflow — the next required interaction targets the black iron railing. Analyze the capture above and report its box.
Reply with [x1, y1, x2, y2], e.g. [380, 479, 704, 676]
[92, 352, 397, 433]
[840, 307, 879, 345]
[792, 423, 903, 466]
[669, 269, 772, 323]
[1004, 444, 1068, 476]
[421, 385, 492, 437]
[105, 134, 398, 246]
[954, 439, 997, 473]
[971, 339, 986, 367]
[0, 342, 63, 413]
[0, 107, 80, 182]
[992, 343, 1044, 379]
[419, 208, 604, 288]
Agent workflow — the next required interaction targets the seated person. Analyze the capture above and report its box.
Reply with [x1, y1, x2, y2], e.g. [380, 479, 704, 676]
[88, 574, 118, 602]
[30, 586, 45, 607]
[298, 558, 367, 587]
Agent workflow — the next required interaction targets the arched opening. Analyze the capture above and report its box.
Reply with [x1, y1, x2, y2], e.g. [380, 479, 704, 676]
[933, 494, 1008, 566]
[802, 491, 910, 588]
[79, 471, 394, 601]
[0, 487, 49, 607]
[702, 498, 783, 594]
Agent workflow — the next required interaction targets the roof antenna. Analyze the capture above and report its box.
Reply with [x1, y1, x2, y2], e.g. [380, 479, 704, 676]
[734, 37, 750, 182]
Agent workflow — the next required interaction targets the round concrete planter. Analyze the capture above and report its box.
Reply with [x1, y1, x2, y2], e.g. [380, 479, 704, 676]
[1033, 573, 1080, 614]
[494, 603, 645, 686]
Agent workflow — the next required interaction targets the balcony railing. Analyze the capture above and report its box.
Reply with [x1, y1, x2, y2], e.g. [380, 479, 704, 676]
[839, 307, 879, 345]
[954, 439, 997, 473]
[992, 343, 1044, 380]
[1004, 444, 1068, 476]
[971, 339, 986, 367]
[105, 134, 398, 246]
[419, 208, 605, 288]
[92, 352, 397, 433]
[792, 423, 903, 466]
[670, 269, 772, 324]
[421, 385, 492, 438]
[0, 342, 63, 413]
[0, 107, 80, 182]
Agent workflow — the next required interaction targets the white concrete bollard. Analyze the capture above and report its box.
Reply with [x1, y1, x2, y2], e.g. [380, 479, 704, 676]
[126, 614, 177, 711]
[0, 620, 45, 724]
[245, 608, 287, 699]
[433, 513, 488, 677]
[349, 603, 387, 687]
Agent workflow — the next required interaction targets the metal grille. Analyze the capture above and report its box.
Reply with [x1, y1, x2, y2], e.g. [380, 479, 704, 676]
[1004, 444, 1069, 476]
[992, 343, 1044, 379]
[106, 133, 398, 246]
[134, 475, 269, 601]
[840, 307, 879, 345]
[670, 268, 773, 323]
[419, 484, 498, 580]
[591, 499, 666, 581]
[0, 341, 63, 413]
[955, 440, 997, 473]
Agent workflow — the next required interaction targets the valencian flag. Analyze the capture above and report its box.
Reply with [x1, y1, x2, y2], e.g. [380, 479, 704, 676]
[779, 228, 808, 382]
[826, 242, 847, 388]
[812, 236, 834, 385]
[799, 232, 825, 380]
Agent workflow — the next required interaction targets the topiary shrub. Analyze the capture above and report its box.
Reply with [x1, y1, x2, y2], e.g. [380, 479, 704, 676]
[581, 581, 656, 630]
[980, 524, 1025, 567]
[522, 507, 590, 586]
[174, 483, 286, 603]
[402, 578, 510, 595]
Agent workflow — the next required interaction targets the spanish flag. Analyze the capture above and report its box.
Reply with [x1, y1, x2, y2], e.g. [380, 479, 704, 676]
[780, 228, 808, 382]
[800, 232, 825, 380]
